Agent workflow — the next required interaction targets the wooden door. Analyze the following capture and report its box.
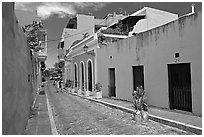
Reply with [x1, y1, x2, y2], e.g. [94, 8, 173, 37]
[168, 63, 192, 112]
[132, 66, 144, 90]
[109, 68, 116, 97]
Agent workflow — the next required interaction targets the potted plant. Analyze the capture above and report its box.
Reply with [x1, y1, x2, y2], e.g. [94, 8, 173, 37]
[71, 80, 75, 93]
[94, 82, 102, 99]
[65, 80, 69, 92]
[83, 81, 90, 97]
[67, 80, 72, 92]
[132, 86, 149, 122]
[77, 81, 82, 95]
[82, 81, 85, 93]
[74, 80, 78, 93]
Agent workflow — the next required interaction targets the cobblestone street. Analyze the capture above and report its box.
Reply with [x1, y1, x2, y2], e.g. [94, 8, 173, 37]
[46, 82, 193, 135]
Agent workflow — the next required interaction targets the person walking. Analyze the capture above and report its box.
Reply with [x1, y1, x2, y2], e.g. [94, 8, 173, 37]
[58, 79, 64, 92]
[56, 79, 59, 93]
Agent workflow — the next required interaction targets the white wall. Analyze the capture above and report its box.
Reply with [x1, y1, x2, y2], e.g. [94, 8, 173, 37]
[63, 14, 95, 50]
[132, 7, 178, 34]
[97, 12, 202, 115]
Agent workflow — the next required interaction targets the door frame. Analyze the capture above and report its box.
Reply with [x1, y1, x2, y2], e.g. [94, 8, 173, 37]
[74, 63, 78, 87]
[80, 61, 85, 90]
[108, 68, 116, 97]
[167, 62, 192, 112]
[87, 59, 94, 91]
[132, 65, 144, 91]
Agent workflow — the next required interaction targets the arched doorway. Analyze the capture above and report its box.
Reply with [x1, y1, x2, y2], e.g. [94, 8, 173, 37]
[87, 60, 93, 91]
[74, 63, 78, 87]
[80, 62, 85, 91]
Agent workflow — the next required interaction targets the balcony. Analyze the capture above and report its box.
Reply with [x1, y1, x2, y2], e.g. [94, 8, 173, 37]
[38, 48, 47, 61]
[37, 30, 47, 62]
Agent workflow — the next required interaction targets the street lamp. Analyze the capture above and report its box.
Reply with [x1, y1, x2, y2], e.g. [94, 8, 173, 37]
[83, 44, 88, 53]
[83, 45, 95, 56]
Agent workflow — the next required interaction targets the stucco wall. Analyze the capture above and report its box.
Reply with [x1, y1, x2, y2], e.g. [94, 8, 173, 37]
[65, 62, 73, 81]
[2, 3, 33, 134]
[98, 12, 202, 115]
[133, 7, 178, 34]
[72, 52, 95, 91]
[63, 14, 95, 50]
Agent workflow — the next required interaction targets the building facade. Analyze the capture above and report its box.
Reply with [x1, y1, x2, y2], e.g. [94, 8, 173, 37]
[61, 7, 201, 115]
[97, 12, 202, 115]
[2, 3, 48, 134]
[61, 12, 127, 89]
[63, 7, 179, 93]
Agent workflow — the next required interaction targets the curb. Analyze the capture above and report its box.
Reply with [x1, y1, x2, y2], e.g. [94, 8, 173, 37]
[67, 92, 202, 135]
[32, 89, 40, 109]
[45, 86, 59, 135]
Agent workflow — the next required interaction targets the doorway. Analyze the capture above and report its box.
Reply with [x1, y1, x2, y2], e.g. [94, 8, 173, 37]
[88, 60, 92, 91]
[132, 66, 144, 90]
[74, 63, 78, 87]
[81, 62, 85, 90]
[108, 68, 116, 97]
[168, 63, 192, 112]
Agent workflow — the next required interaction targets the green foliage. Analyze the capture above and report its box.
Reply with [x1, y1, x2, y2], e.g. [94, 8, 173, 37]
[95, 82, 102, 92]
[132, 86, 148, 111]
[70, 80, 74, 88]
[82, 81, 86, 91]
[100, 21, 129, 35]
[58, 61, 65, 68]
[23, 19, 44, 51]
[42, 69, 50, 78]
[65, 80, 72, 87]
[53, 62, 59, 68]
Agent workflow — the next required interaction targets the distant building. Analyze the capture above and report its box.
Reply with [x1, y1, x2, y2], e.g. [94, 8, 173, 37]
[100, 7, 178, 37]
[32, 15, 48, 87]
[60, 12, 127, 85]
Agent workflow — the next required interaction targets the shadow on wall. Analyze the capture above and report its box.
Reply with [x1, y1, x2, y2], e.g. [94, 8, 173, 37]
[2, 3, 33, 134]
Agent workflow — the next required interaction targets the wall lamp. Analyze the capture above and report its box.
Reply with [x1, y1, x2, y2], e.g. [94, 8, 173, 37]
[64, 56, 72, 62]
[83, 45, 95, 56]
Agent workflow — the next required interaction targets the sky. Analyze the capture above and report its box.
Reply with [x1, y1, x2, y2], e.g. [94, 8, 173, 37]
[14, 1, 202, 68]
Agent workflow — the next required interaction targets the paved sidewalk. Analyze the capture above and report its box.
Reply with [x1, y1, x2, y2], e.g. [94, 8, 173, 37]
[100, 98, 202, 127]
[23, 86, 55, 135]
[68, 91, 202, 135]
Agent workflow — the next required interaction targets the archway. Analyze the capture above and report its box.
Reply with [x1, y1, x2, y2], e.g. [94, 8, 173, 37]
[80, 62, 85, 90]
[74, 63, 78, 87]
[87, 60, 93, 91]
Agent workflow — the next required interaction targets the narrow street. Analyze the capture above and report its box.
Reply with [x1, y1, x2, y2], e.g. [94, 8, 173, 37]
[46, 81, 192, 135]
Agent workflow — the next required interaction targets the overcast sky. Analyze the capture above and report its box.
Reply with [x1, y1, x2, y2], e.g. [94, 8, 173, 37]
[14, 1, 202, 68]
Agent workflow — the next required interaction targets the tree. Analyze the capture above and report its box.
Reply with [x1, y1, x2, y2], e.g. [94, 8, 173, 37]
[42, 69, 50, 78]
[23, 17, 44, 52]
[40, 61, 46, 71]
[53, 62, 59, 69]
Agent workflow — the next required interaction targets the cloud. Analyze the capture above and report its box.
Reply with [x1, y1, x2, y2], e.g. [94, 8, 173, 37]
[15, 2, 109, 20]
[15, 2, 40, 11]
[73, 2, 108, 11]
[37, 3, 76, 19]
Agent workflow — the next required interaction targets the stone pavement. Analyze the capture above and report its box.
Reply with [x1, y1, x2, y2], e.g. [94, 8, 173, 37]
[23, 85, 58, 135]
[23, 83, 202, 135]
[68, 91, 202, 135]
